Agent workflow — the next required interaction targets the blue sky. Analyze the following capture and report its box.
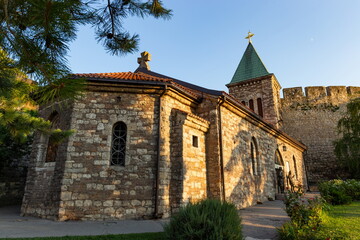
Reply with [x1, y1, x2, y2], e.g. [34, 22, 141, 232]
[68, 0, 360, 92]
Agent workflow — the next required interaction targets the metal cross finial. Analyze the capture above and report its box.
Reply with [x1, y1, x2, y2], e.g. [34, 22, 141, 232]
[137, 51, 151, 70]
[245, 31, 255, 43]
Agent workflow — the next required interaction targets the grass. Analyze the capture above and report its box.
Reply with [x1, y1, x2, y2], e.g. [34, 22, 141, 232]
[0, 232, 165, 240]
[320, 201, 360, 240]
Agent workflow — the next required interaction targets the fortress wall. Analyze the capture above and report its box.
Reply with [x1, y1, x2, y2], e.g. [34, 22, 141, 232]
[280, 86, 360, 186]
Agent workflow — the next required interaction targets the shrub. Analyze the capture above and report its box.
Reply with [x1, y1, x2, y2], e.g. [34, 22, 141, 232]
[164, 199, 242, 240]
[279, 189, 330, 240]
[318, 179, 360, 205]
[284, 191, 325, 229]
[343, 179, 360, 201]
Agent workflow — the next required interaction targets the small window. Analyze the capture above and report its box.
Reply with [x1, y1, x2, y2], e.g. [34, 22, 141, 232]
[241, 101, 246, 106]
[192, 135, 198, 148]
[111, 122, 127, 166]
[45, 111, 60, 162]
[257, 98, 263, 117]
[249, 99, 254, 111]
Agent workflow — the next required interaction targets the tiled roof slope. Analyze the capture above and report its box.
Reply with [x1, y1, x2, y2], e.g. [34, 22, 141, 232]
[73, 69, 223, 98]
[135, 68, 223, 96]
[73, 72, 171, 82]
[229, 42, 270, 84]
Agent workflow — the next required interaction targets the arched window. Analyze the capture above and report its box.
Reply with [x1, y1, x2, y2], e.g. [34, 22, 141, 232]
[257, 98, 263, 117]
[275, 149, 283, 166]
[293, 156, 298, 179]
[250, 137, 259, 175]
[241, 101, 246, 106]
[249, 99, 254, 111]
[45, 111, 60, 162]
[111, 122, 127, 166]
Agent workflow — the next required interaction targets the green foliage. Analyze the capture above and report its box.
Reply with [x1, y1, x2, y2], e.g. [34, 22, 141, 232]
[319, 179, 360, 205]
[1, 0, 172, 84]
[0, 50, 51, 142]
[0, 232, 165, 240]
[48, 129, 75, 144]
[334, 97, 360, 179]
[279, 189, 336, 240]
[284, 190, 326, 229]
[0, 124, 32, 170]
[0, 1, 172, 144]
[0, 50, 72, 155]
[164, 199, 242, 240]
[279, 219, 349, 240]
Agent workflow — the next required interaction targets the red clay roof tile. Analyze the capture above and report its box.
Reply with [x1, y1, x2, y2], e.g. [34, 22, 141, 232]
[72, 72, 171, 82]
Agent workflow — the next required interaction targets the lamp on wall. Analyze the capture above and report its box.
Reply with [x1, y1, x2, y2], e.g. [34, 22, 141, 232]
[277, 143, 287, 151]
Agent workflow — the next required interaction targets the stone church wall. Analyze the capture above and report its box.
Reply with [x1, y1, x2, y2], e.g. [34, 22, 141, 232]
[157, 93, 198, 218]
[169, 109, 209, 213]
[280, 86, 360, 186]
[21, 103, 74, 219]
[55, 91, 161, 220]
[227, 75, 281, 127]
[196, 98, 223, 200]
[220, 104, 306, 208]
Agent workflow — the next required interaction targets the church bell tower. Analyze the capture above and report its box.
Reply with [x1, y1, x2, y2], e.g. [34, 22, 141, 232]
[226, 32, 281, 128]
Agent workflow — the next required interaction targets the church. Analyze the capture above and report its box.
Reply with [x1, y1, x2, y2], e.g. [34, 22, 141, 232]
[21, 36, 309, 220]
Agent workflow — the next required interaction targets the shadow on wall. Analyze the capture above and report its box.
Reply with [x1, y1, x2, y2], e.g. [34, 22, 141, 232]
[169, 109, 186, 214]
[226, 122, 277, 209]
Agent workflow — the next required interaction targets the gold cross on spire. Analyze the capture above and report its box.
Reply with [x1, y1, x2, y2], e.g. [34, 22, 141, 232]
[245, 31, 254, 43]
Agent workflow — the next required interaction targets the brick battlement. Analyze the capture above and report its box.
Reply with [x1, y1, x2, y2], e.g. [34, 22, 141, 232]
[282, 86, 360, 106]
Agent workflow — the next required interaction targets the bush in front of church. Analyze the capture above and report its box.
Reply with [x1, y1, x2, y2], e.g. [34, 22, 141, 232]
[164, 199, 242, 240]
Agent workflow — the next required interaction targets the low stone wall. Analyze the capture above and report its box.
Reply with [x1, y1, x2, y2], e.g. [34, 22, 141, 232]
[0, 156, 29, 206]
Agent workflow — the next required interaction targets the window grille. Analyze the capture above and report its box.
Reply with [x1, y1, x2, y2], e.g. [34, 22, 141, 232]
[111, 122, 127, 166]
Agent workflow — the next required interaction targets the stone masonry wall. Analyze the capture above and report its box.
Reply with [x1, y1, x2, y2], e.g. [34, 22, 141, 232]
[196, 97, 223, 200]
[156, 92, 197, 218]
[280, 86, 360, 186]
[169, 110, 209, 213]
[21, 102, 74, 219]
[227, 75, 281, 128]
[220, 103, 306, 208]
[58, 91, 160, 220]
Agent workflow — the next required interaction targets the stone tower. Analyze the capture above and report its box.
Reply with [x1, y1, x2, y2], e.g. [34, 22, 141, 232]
[226, 42, 281, 128]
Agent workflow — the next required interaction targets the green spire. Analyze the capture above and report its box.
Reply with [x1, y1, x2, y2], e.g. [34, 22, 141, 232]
[229, 42, 270, 84]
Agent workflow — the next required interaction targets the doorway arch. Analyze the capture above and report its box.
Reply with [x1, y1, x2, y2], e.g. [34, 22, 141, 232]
[274, 149, 284, 194]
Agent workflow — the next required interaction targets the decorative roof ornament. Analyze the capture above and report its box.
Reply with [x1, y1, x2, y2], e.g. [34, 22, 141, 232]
[228, 33, 270, 84]
[245, 31, 255, 43]
[137, 51, 151, 70]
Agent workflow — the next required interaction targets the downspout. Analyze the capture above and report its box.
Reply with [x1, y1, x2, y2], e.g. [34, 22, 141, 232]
[217, 96, 226, 201]
[154, 84, 167, 218]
